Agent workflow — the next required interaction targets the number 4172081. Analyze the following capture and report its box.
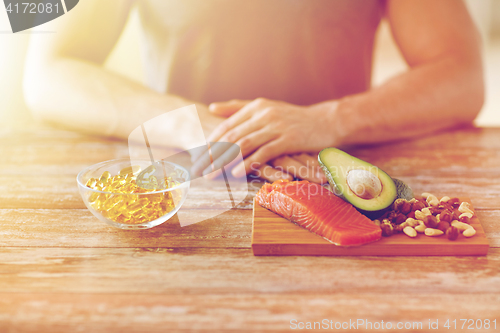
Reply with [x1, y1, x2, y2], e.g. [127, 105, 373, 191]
[6, 2, 60, 14]
[444, 319, 496, 330]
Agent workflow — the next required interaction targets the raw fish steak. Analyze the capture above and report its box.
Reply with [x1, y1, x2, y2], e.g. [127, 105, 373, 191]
[255, 180, 381, 246]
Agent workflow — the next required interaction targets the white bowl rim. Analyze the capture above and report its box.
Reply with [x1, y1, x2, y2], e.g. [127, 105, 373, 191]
[76, 158, 190, 195]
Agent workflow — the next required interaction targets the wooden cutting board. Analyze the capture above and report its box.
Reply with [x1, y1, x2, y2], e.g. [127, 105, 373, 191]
[251, 198, 490, 256]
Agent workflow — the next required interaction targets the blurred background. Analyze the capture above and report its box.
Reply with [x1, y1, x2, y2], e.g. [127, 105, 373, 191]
[1, 0, 499, 126]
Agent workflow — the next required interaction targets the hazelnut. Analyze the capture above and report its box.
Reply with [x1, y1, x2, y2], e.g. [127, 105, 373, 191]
[424, 215, 438, 228]
[436, 221, 450, 233]
[380, 223, 394, 237]
[406, 211, 416, 219]
[401, 201, 411, 214]
[450, 198, 460, 209]
[430, 206, 445, 215]
[394, 213, 407, 225]
[439, 210, 453, 223]
[412, 201, 426, 212]
[393, 198, 406, 211]
[446, 226, 459, 241]
[387, 211, 398, 222]
[459, 216, 470, 224]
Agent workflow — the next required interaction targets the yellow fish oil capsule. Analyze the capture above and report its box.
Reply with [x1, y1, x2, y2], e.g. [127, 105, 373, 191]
[85, 168, 179, 224]
[88, 192, 100, 203]
[103, 195, 123, 211]
[100, 171, 111, 183]
[119, 165, 141, 176]
[126, 195, 138, 205]
[107, 207, 121, 220]
[135, 215, 148, 224]
[127, 198, 149, 214]
[149, 194, 163, 205]
[121, 183, 135, 194]
[160, 201, 174, 214]
[123, 173, 134, 181]
[86, 178, 97, 188]
[110, 179, 126, 191]
[113, 201, 127, 212]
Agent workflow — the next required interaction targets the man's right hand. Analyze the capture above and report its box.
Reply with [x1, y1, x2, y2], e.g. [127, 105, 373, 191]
[193, 100, 327, 184]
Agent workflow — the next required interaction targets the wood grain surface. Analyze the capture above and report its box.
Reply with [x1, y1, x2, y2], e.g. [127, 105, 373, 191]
[1, 123, 500, 332]
[252, 198, 489, 256]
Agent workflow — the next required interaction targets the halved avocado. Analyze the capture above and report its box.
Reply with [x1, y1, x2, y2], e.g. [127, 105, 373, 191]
[318, 148, 397, 212]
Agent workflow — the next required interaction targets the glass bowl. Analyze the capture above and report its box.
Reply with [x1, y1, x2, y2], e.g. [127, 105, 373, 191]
[77, 159, 190, 229]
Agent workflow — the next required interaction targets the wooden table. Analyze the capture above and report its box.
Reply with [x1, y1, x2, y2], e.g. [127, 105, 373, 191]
[1, 123, 499, 332]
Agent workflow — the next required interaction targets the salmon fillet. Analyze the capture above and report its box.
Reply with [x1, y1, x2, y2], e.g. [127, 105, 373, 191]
[255, 180, 381, 246]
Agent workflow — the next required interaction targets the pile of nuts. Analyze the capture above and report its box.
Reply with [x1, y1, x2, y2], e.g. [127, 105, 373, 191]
[373, 193, 476, 241]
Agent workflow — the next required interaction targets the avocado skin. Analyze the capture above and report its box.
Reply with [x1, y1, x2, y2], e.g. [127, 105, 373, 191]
[356, 207, 390, 220]
[355, 179, 413, 219]
[393, 178, 414, 201]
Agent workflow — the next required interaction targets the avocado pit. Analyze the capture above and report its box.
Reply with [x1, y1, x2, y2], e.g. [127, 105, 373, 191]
[346, 169, 382, 200]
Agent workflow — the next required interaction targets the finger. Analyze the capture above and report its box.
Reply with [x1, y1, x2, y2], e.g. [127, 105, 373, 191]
[190, 141, 224, 177]
[190, 147, 213, 177]
[207, 100, 261, 143]
[222, 127, 277, 158]
[218, 119, 267, 146]
[203, 130, 276, 178]
[202, 143, 242, 179]
[190, 138, 231, 164]
[199, 113, 273, 168]
[192, 99, 264, 164]
[191, 114, 245, 165]
[203, 168, 222, 180]
[231, 140, 284, 178]
[208, 99, 251, 117]
[292, 153, 320, 168]
[192, 140, 241, 177]
[190, 145, 208, 163]
[193, 121, 265, 175]
[254, 164, 293, 182]
[271, 156, 325, 184]
[289, 153, 327, 183]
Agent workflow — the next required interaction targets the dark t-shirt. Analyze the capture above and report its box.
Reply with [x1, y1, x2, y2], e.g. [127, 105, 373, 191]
[137, 0, 384, 105]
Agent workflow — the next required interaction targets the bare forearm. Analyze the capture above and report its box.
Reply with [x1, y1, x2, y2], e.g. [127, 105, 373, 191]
[24, 58, 223, 144]
[316, 56, 484, 146]
[321, 0, 485, 147]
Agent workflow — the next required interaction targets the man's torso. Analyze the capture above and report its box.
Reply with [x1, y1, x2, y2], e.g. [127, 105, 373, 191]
[137, 0, 384, 105]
